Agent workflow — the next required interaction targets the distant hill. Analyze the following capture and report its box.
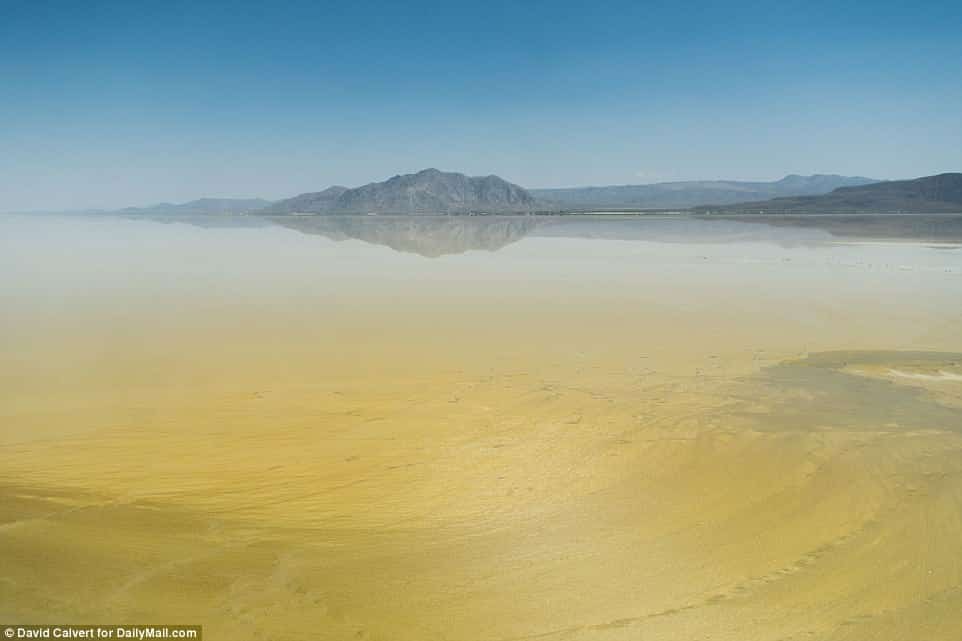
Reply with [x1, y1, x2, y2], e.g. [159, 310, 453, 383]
[262, 169, 538, 214]
[6, 197, 274, 216]
[120, 198, 273, 216]
[531, 175, 877, 209]
[697, 173, 962, 214]
[258, 187, 348, 215]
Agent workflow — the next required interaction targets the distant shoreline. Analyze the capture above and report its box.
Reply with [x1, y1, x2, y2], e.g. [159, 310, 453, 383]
[8, 210, 962, 243]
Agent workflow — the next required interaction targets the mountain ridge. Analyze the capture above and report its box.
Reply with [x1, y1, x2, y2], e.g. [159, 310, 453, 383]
[697, 173, 962, 214]
[11, 172, 962, 217]
[531, 174, 877, 209]
[119, 198, 273, 216]
[258, 187, 348, 215]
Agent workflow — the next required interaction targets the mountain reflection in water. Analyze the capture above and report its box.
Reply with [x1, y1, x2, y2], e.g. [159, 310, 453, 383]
[132, 212, 962, 257]
[269, 215, 542, 257]
[116, 213, 962, 258]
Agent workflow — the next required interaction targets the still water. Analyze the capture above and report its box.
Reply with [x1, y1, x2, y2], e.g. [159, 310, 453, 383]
[2, 214, 962, 640]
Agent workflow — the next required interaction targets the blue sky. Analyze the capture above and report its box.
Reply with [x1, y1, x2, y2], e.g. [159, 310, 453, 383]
[2, 0, 961, 210]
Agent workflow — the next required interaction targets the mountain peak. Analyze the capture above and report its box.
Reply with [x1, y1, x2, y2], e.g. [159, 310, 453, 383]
[263, 170, 538, 215]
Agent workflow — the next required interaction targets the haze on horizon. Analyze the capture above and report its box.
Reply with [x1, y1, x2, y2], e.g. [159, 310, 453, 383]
[2, 0, 961, 212]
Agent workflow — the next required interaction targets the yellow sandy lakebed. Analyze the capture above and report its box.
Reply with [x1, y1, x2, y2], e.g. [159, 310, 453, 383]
[2, 215, 962, 640]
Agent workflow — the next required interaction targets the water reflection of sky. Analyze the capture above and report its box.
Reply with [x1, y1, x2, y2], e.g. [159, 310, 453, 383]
[2, 215, 960, 308]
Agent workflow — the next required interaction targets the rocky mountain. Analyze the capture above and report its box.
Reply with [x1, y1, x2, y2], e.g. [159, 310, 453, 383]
[698, 173, 962, 214]
[262, 169, 538, 214]
[531, 174, 877, 209]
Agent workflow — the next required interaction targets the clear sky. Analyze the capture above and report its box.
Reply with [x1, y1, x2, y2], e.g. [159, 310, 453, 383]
[2, 0, 961, 211]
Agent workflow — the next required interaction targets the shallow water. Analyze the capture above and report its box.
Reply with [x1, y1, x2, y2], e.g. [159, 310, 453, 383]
[2, 214, 962, 640]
